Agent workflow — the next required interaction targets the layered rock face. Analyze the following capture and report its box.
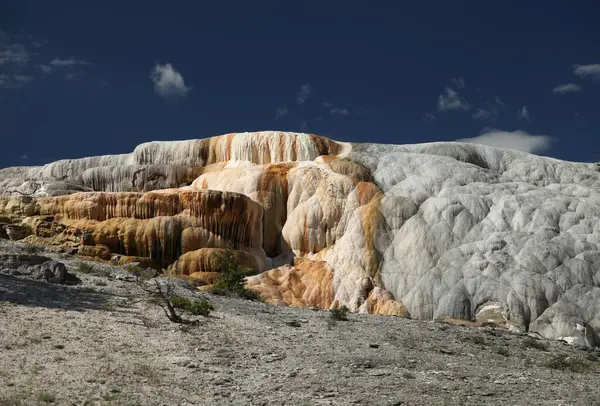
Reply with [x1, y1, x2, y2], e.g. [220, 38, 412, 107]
[2, 131, 600, 346]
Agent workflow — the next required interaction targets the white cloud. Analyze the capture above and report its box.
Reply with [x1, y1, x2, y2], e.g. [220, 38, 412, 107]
[321, 101, 332, 108]
[0, 43, 30, 66]
[64, 73, 80, 81]
[20, 154, 28, 161]
[472, 108, 492, 121]
[437, 87, 469, 112]
[297, 83, 310, 104]
[330, 108, 350, 116]
[275, 106, 288, 120]
[552, 83, 582, 94]
[50, 57, 91, 67]
[573, 64, 600, 80]
[457, 130, 553, 154]
[0, 74, 34, 88]
[38, 64, 52, 74]
[423, 113, 436, 125]
[494, 96, 505, 107]
[517, 106, 530, 121]
[150, 63, 191, 98]
[450, 77, 465, 89]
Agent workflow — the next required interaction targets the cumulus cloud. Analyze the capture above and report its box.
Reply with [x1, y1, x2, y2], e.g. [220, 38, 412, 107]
[330, 108, 350, 116]
[450, 77, 465, 89]
[275, 106, 288, 120]
[50, 57, 91, 67]
[457, 130, 553, 154]
[552, 83, 582, 94]
[573, 64, 600, 80]
[517, 106, 530, 121]
[150, 63, 191, 98]
[297, 83, 310, 104]
[437, 87, 469, 112]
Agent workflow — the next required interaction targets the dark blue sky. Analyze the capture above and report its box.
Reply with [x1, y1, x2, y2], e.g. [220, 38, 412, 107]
[1, 1, 599, 167]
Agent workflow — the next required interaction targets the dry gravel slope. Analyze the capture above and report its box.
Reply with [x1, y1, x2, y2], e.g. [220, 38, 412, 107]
[1, 245, 600, 406]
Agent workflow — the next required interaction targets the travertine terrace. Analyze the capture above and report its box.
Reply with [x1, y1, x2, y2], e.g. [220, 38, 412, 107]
[2, 131, 600, 346]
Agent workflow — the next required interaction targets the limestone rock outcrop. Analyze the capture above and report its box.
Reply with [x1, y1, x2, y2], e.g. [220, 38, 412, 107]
[2, 131, 600, 345]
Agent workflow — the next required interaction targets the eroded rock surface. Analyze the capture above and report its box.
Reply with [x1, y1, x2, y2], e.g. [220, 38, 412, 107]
[2, 131, 600, 345]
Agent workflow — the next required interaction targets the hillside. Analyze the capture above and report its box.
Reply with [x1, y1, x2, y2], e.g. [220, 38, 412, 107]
[1, 131, 600, 346]
[1, 241, 599, 405]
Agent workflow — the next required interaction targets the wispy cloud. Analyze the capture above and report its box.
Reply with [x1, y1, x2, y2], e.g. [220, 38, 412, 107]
[472, 108, 493, 121]
[0, 31, 33, 66]
[457, 129, 553, 154]
[423, 113, 436, 125]
[64, 73, 81, 81]
[494, 96, 505, 107]
[0, 74, 34, 89]
[330, 108, 350, 116]
[37, 64, 52, 74]
[321, 101, 332, 108]
[552, 83, 582, 94]
[450, 77, 465, 89]
[50, 57, 91, 67]
[517, 106, 531, 122]
[573, 64, 600, 80]
[275, 106, 288, 120]
[297, 83, 310, 104]
[150, 63, 191, 98]
[0, 43, 30, 66]
[437, 87, 469, 112]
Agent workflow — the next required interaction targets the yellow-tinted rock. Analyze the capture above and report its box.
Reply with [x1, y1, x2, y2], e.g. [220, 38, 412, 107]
[246, 259, 334, 309]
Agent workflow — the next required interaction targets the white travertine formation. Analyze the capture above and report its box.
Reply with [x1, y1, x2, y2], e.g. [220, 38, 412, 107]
[2, 132, 600, 345]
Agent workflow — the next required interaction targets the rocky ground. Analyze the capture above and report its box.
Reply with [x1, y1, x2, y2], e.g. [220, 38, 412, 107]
[0, 241, 599, 406]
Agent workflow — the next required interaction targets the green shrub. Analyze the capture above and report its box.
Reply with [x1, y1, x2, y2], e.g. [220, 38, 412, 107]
[471, 335, 486, 346]
[23, 244, 40, 254]
[77, 262, 96, 274]
[171, 296, 213, 317]
[37, 392, 56, 403]
[522, 337, 549, 351]
[136, 277, 213, 324]
[495, 346, 510, 357]
[545, 353, 592, 373]
[329, 303, 349, 321]
[211, 244, 261, 301]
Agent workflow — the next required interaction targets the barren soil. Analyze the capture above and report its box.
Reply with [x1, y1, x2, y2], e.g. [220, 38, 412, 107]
[1, 242, 599, 406]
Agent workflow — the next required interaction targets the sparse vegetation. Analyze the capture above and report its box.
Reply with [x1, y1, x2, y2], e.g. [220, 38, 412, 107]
[495, 346, 510, 357]
[102, 392, 119, 402]
[134, 271, 213, 324]
[133, 362, 161, 383]
[211, 244, 262, 301]
[403, 372, 416, 379]
[171, 296, 213, 317]
[0, 395, 24, 406]
[329, 302, 349, 322]
[522, 337, 549, 351]
[37, 392, 56, 403]
[545, 353, 592, 373]
[471, 335, 486, 345]
[22, 244, 40, 254]
[77, 262, 96, 274]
